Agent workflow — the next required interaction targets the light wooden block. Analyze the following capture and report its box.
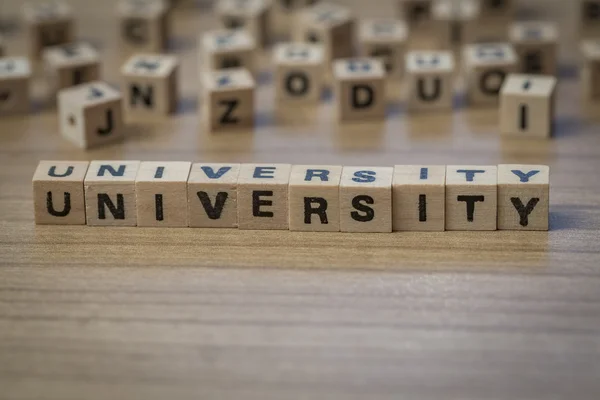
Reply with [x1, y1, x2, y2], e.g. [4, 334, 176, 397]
[358, 19, 407, 76]
[121, 53, 179, 117]
[202, 68, 255, 132]
[32, 160, 89, 225]
[23, 1, 75, 59]
[294, 3, 355, 64]
[405, 50, 454, 112]
[187, 163, 241, 228]
[118, 0, 168, 53]
[43, 42, 101, 91]
[509, 21, 558, 76]
[271, 0, 321, 38]
[579, 0, 600, 38]
[201, 30, 257, 75]
[274, 42, 325, 103]
[84, 160, 141, 226]
[333, 58, 386, 122]
[392, 165, 445, 231]
[499, 74, 557, 138]
[135, 161, 191, 227]
[476, 0, 515, 20]
[289, 165, 342, 232]
[398, 0, 433, 32]
[237, 164, 292, 230]
[339, 166, 393, 233]
[0, 57, 31, 116]
[445, 165, 497, 231]
[58, 81, 124, 149]
[216, 0, 272, 48]
[498, 164, 549, 231]
[581, 39, 600, 100]
[463, 42, 518, 106]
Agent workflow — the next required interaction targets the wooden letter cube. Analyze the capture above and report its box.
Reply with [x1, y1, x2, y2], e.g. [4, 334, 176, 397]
[201, 30, 257, 75]
[43, 42, 101, 91]
[499, 74, 557, 138]
[333, 58, 386, 122]
[274, 42, 325, 103]
[58, 81, 124, 148]
[339, 166, 393, 233]
[84, 160, 141, 226]
[406, 50, 455, 112]
[358, 19, 408, 76]
[477, 0, 515, 20]
[498, 164, 549, 231]
[23, 1, 75, 59]
[581, 39, 600, 100]
[398, 0, 433, 32]
[289, 165, 342, 232]
[271, 0, 321, 39]
[392, 165, 445, 231]
[202, 68, 255, 132]
[580, 0, 600, 38]
[463, 42, 518, 106]
[509, 21, 558, 76]
[445, 165, 497, 231]
[187, 163, 241, 228]
[237, 164, 292, 230]
[118, 0, 168, 53]
[0, 57, 31, 116]
[216, 0, 272, 48]
[32, 160, 89, 225]
[121, 53, 179, 118]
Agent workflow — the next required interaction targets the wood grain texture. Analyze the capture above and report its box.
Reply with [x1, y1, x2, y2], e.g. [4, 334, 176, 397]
[1, 0, 600, 399]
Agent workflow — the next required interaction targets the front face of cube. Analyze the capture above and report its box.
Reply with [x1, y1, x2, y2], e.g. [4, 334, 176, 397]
[83, 100, 124, 148]
[122, 17, 162, 52]
[124, 75, 170, 116]
[0, 77, 29, 115]
[208, 87, 254, 132]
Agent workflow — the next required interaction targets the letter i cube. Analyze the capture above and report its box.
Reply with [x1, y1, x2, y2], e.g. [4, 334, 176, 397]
[0, 57, 31, 116]
[201, 30, 257, 75]
[43, 42, 101, 91]
[509, 21, 558, 76]
[274, 42, 325, 103]
[23, 1, 75, 59]
[58, 81, 125, 149]
[118, 0, 168, 53]
[358, 19, 408, 77]
[333, 58, 386, 122]
[405, 51, 455, 112]
[216, 0, 272, 48]
[497, 165, 549, 231]
[581, 39, 600, 100]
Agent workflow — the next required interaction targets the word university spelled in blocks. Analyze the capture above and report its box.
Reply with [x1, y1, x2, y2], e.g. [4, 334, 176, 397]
[0, 57, 31, 116]
[340, 166, 393, 233]
[237, 164, 292, 230]
[580, 0, 600, 38]
[121, 54, 179, 117]
[202, 68, 255, 132]
[392, 165, 445, 232]
[498, 165, 549, 231]
[446, 166, 497, 231]
[43, 42, 101, 92]
[289, 165, 342, 232]
[187, 163, 241, 228]
[499, 74, 557, 138]
[216, 0, 272, 48]
[118, 0, 168, 53]
[58, 81, 124, 148]
[135, 162, 191, 227]
[274, 42, 325, 103]
[463, 43, 518, 106]
[581, 40, 600, 100]
[33, 161, 90, 225]
[334, 58, 386, 122]
[23, 1, 74, 59]
[201, 30, 257, 75]
[406, 51, 455, 112]
[84, 161, 141, 226]
[509, 21, 558, 76]
[358, 19, 408, 76]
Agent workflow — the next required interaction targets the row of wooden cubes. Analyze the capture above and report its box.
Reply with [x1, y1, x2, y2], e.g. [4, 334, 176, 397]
[33, 161, 550, 231]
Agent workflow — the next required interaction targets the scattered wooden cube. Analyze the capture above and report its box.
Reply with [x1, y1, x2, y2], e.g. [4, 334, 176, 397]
[117, 0, 168, 53]
[201, 30, 257, 75]
[405, 50, 455, 112]
[289, 165, 342, 232]
[463, 42, 518, 106]
[581, 39, 600, 100]
[497, 164, 549, 231]
[84, 160, 141, 226]
[272, 0, 321, 39]
[580, 0, 600, 38]
[274, 42, 325, 103]
[43, 42, 101, 91]
[23, 1, 75, 59]
[398, 0, 433, 32]
[358, 19, 408, 76]
[58, 81, 124, 148]
[121, 53, 179, 117]
[135, 161, 191, 227]
[333, 58, 386, 122]
[392, 165, 445, 231]
[509, 21, 558, 76]
[187, 163, 241, 228]
[499, 74, 557, 138]
[32, 160, 90, 225]
[202, 68, 255, 132]
[445, 165, 498, 231]
[339, 166, 393, 233]
[237, 164, 292, 230]
[216, 0, 272, 48]
[0, 57, 31, 116]
[477, 0, 515, 20]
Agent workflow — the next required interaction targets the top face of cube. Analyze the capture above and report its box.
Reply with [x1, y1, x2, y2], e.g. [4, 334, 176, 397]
[85, 160, 141, 183]
[333, 58, 385, 79]
[203, 68, 255, 91]
[393, 165, 446, 186]
[32, 160, 90, 182]
[273, 43, 325, 65]
[406, 51, 455, 72]
[118, 0, 167, 17]
[341, 166, 394, 188]
[302, 3, 353, 27]
[216, 0, 270, 16]
[237, 164, 292, 185]
[497, 164, 550, 185]
[501, 74, 557, 97]
[58, 81, 121, 106]
[43, 42, 99, 67]
[135, 161, 192, 183]
[358, 19, 408, 43]
[581, 39, 600, 60]
[202, 30, 256, 53]
[446, 166, 498, 186]
[187, 163, 241, 184]
[463, 43, 518, 66]
[0, 57, 32, 78]
[433, 0, 478, 21]
[23, 1, 72, 22]
[289, 165, 343, 187]
[121, 54, 178, 76]
[509, 21, 558, 43]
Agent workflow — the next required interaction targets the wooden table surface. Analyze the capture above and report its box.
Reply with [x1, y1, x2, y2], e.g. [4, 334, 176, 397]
[1, 1, 600, 399]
